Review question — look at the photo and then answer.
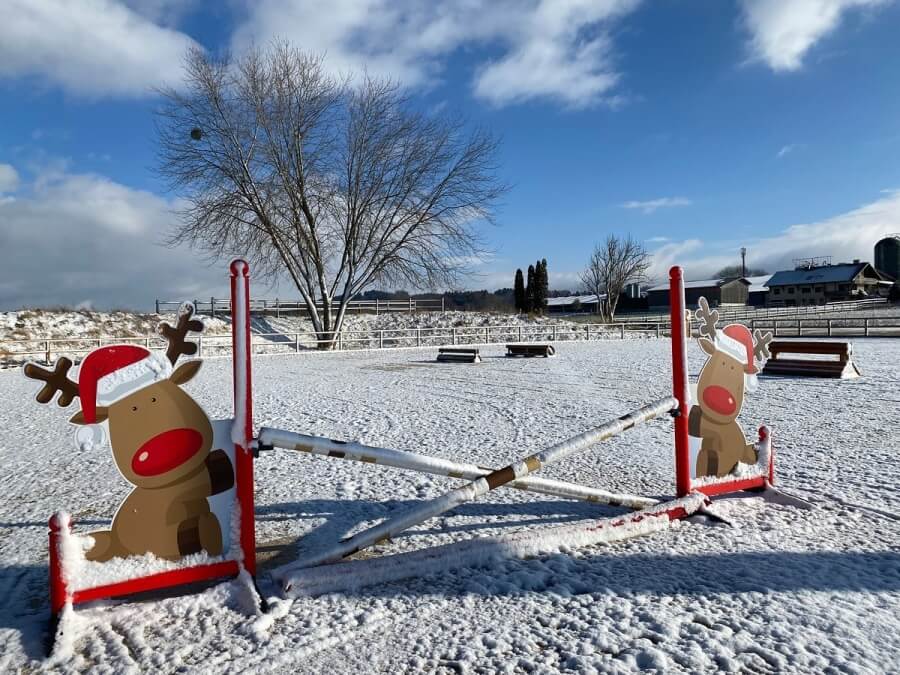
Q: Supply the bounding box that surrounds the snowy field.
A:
[1,338,899,672]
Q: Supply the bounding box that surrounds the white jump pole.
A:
[258,428,658,510]
[281,396,678,572]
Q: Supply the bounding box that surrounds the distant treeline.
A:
[355,287,611,312]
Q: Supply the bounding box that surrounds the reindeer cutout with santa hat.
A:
[23,303,234,562]
[688,297,773,478]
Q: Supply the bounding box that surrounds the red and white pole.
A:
[669,266,692,497]
[230,260,256,575]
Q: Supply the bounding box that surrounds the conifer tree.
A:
[525,264,535,312]
[535,258,549,313]
[514,268,525,312]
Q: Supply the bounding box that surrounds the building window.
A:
[814,286,823,292]
[802,287,811,294]
[788,287,795,294]
[839,284,849,292]
[773,288,781,295]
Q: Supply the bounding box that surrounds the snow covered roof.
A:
[746,275,772,294]
[646,278,743,292]
[765,263,872,287]
[546,294,604,306]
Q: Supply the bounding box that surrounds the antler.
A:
[158,302,205,366]
[694,297,719,341]
[753,329,773,362]
[23,357,80,407]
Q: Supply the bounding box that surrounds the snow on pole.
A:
[280,396,678,572]
[230,259,257,575]
[279,493,706,595]
[258,427,658,509]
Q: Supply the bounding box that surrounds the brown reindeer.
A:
[688,298,772,477]
[24,305,234,562]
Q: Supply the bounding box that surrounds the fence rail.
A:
[614,297,891,323]
[4,316,900,367]
[155,296,445,317]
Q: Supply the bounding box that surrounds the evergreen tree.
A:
[525,264,535,312]
[534,258,549,313]
[514,268,525,312]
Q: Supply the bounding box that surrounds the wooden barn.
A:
[645,277,750,310]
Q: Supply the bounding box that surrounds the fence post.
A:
[441,296,445,313]
[45,340,51,364]
[774,321,778,337]
[416,328,421,347]
[518,325,522,342]
[197,335,203,359]
[828,319,832,337]
[620,324,625,339]
[484,327,489,344]
[586,325,591,341]
[295,333,300,352]
[338,332,342,350]
[452,327,457,345]
[409,298,413,313]
[155,299,160,314]
[865,318,869,337]
[276,298,280,319]
[194,299,199,316]
[376,298,380,315]
[655,323,660,339]
[210,297,216,319]
[798,319,802,336]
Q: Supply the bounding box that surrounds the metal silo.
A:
[875,234,900,279]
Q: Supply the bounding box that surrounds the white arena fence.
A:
[3,316,900,367]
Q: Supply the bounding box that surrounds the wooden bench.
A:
[505,343,555,358]
[762,340,861,379]
[437,347,481,363]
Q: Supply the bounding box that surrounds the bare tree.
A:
[156,44,506,347]
[580,235,651,322]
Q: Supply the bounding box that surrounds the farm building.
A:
[747,274,772,306]
[546,294,603,313]
[765,261,893,307]
[645,277,750,310]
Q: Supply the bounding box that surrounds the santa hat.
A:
[714,324,761,393]
[73,345,173,450]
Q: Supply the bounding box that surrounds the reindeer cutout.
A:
[688,298,773,478]
[23,304,234,562]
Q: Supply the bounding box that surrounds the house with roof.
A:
[764,262,892,307]
[746,274,772,306]
[546,294,604,314]
[645,277,750,310]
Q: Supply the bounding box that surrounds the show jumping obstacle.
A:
[40,262,798,650]
[506,343,555,357]
[762,340,861,379]
[436,347,482,363]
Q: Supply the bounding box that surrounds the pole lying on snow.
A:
[258,428,659,510]
[280,396,679,572]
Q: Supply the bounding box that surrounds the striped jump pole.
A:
[280,396,678,572]
[258,428,658,510]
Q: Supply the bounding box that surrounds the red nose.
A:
[132,428,203,477]
[702,385,737,416]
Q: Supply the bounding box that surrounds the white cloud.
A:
[0,165,231,310]
[232,0,642,108]
[621,196,692,214]
[739,0,892,72]
[0,0,198,97]
[777,144,797,157]
[0,164,20,193]
[645,189,900,281]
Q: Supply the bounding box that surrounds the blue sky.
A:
[2,0,900,309]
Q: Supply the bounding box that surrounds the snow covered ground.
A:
[1,338,899,672]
